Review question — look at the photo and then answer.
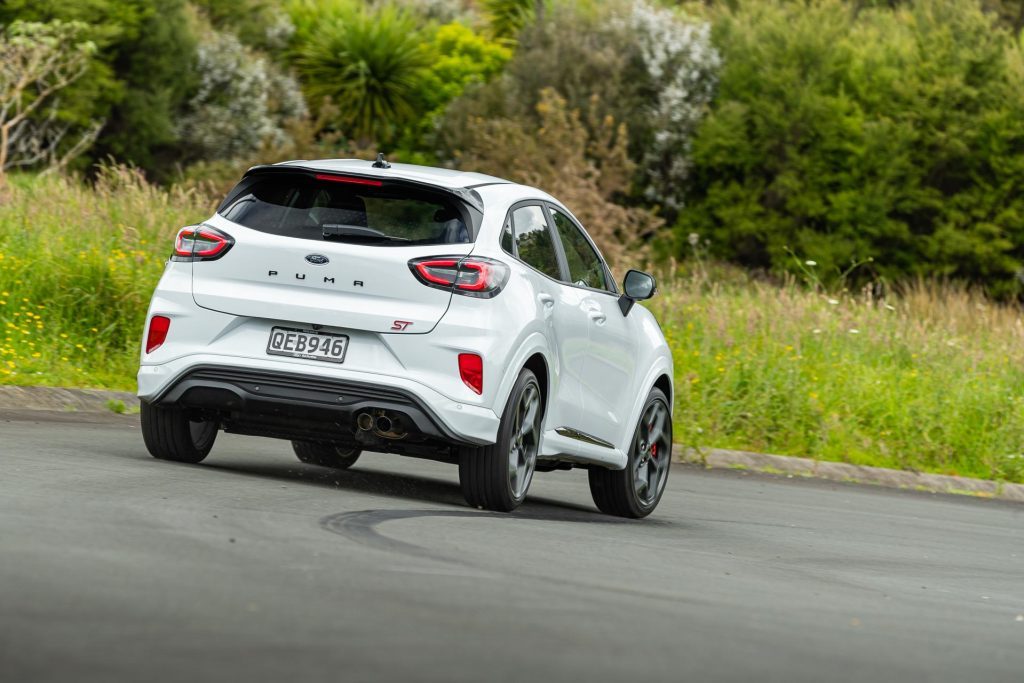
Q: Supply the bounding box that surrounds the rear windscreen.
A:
[217,174,476,245]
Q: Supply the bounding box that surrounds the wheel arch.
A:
[491,331,553,424]
[653,373,673,409]
[522,352,549,410]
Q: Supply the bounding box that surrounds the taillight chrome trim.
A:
[408,256,510,299]
[171,225,235,262]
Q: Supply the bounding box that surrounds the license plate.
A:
[266,327,348,363]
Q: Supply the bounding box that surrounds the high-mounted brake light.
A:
[315,173,383,187]
[458,353,483,394]
[172,225,234,261]
[146,315,170,353]
[409,256,510,299]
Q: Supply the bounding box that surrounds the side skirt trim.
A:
[555,427,615,449]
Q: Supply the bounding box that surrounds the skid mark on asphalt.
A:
[319,508,713,608]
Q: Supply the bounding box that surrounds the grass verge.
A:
[2,172,1022,482]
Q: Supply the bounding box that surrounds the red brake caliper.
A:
[651,442,657,458]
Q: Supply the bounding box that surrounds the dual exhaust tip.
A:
[356,410,405,439]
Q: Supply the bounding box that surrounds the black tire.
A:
[459,368,543,512]
[140,401,217,464]
[589,387,672,518]
[291,441,361,469]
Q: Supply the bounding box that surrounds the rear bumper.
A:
[138,356,500,446]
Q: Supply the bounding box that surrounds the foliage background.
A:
[3,0,1024,482]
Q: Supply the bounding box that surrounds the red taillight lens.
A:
[315,173,383,187]
[459,353,483,394]
[146,315,170,353]
[413,258,460,286]
[409,256,510,299]
[173,225,234,260]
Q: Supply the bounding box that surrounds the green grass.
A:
[2,171,1024,483]
[0,169,210,389]
[650,274,1024,483]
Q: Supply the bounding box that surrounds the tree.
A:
[291,3,430,144]
[678,0,1024,296]
[0,21,97,189]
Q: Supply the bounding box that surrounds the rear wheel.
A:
[291,441,361,469]
[140,401,217,464]
[589,387,672,518]
[459,368,543,512]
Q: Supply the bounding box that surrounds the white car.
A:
[138,157,674,517]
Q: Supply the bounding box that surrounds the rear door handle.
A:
[538,293,555,307]
[588,310,607,324]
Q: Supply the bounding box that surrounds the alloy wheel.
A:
[634,400,670,505]
[508,382,541,499]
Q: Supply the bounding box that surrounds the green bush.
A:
[677,0,1024,297]
[0,0,198,175]
[291,2,431,144]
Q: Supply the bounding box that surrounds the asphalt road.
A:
[2,409,1023,683]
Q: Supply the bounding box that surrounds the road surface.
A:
[2,409,1022,682]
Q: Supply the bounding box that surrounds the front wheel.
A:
[459,368,543,512]
[140,401,217,464]
[589,387,672,518]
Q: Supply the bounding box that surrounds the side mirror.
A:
[619,269,657,315]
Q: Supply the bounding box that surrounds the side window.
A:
[511,205,561,280]
[500,214,514,254]
[549,208,611,292]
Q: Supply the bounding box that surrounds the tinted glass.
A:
[549,208,610,291]
[512,206,561,279]
[218,175,472,245]
[500,214,514,254]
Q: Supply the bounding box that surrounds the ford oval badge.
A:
[305,254,329,265]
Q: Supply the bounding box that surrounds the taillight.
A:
[146,315,170,353]
[172,225,234,261]
[315,173,383,187]
[458,353,483,394]
[409,256,510,298]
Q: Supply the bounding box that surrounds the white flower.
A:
[828,299,839,305]
[805,260,817,266]
[629,1,721,210]
[849,329,860,334]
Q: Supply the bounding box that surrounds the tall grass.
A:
[651,275,1024,482]
[2,172,1023,482]
[0,169,210,388]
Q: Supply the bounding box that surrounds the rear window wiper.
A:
[321,224,409,243]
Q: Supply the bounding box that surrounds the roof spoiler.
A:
[242,164,485,213]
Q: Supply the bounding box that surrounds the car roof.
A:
[274,158,513,190]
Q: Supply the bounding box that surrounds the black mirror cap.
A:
[623,269,657,300]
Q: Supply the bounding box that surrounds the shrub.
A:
[190,0,295,51]
[291,2,431,144]
[627,1,720,212]
[178,29,307,161]
[418,23,512,121]
[0,21,98,184]
[0,0,199,175]
[439,1,719,211]
[678,0,1024,297]
[454,88,662,267]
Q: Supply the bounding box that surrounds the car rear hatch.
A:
[188,167,482,334]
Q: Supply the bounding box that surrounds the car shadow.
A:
[199,458,633,525]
